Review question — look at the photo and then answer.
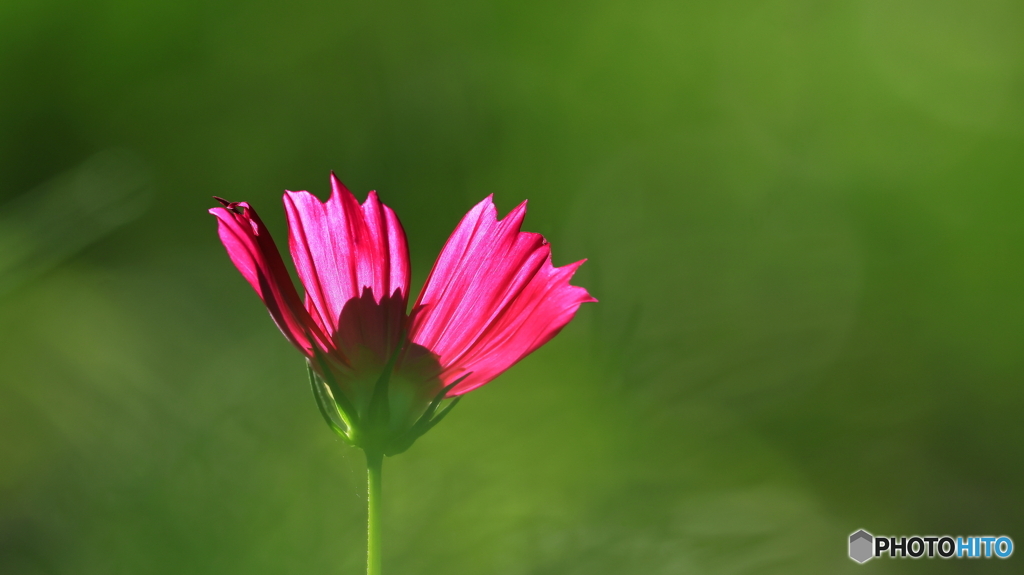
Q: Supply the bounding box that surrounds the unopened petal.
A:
[209,199,326,353]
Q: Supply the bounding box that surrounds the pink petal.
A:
[209,198,327,354]
[409,196,597,395]
[284,174,411,361]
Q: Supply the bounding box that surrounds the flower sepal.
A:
[382,377,464,456]
[306,347,465,456]
[307,359,358,445]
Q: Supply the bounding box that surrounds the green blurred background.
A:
[1,0,1022,573]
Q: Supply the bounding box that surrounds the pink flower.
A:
[211,174,595,454]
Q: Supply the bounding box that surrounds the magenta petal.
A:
[284,174,411,361]
[209,199,326,354]
[409,196,597,395]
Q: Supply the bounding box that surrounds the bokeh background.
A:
[2,0,1023,573]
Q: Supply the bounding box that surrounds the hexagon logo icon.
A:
[849,530,874,563]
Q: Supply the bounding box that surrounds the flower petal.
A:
[284,174,411,359]
[209,198,326,353]
[409,196,596,394]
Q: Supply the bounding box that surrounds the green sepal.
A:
[417,396,461,437]
[384,375,468,456]
[307,362,353,444]
[309,348,360,439]
[420,376,464,422]
[367,338,403,439]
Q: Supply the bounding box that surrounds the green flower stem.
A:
[366,449,384,575]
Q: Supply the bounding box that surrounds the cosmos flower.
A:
[210,174,595,455]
